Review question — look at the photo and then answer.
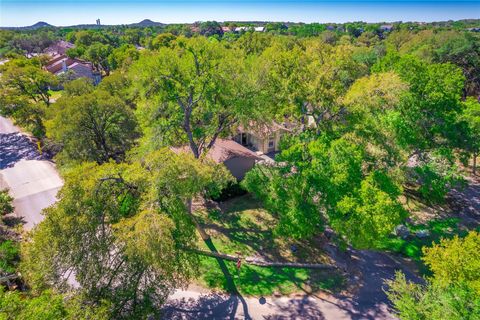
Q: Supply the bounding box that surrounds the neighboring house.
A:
[380,24,394,32]
[43,40,100,84]
[234,121,293,155]
[44,54,100,84]
[173,139,262,180]
[222,26,232,33]
[234,26,265,32]
[44,40,75,56]
[467,27,480,32]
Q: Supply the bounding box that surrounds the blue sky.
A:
[1,1,479,27]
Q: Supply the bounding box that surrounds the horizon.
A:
[1,1,479,27]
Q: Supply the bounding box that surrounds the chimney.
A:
[62,60,67,72]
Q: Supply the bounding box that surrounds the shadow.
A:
[2,214,26,228]
[162,293,240,319]
[203,238,252,320]
[325,243,423,320]
[263,296,327,320]
[0,133,45,169]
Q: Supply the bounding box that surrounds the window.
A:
[268,135,275,150]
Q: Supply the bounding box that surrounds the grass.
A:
[375,217,467,268]
[198,256,344,296]
[194,194,343,296]
[48,90,62,101]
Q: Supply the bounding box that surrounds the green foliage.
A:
[387,232,480,319]
[198,21,223,37]
[423,231,480,292]
[0,288,110,320]
[107,44,139,70]
[21,150,232,317]
[0,240,19,274]
[0,58,57,137]
[244,135,407,247]
[0,189,14,216]
[376,217,462,262]
[387,272,480,320]
[45,85,139,164]
[131,37,261,157]
[413,156,464,203]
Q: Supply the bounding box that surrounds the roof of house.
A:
[172,139,262,163]
[380,24,394,30]
[237,121,295,138]
[44,40,75,55]
[234,26,265,32]
[44,54,93,76]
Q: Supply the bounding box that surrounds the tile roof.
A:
[172,139,262,163]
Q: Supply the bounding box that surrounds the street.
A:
[0,116,63,230]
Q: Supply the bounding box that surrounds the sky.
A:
[1,0,479,27]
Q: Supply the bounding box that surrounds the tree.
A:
[85,42,113,75]
[259,40,369,130]
[21,158,205,318]
[150,33,176,50]
[45,87,139,164]
[387,273,480,320]
[462,97,480,174]
[423,232,480,292]
[0,189,14,216]
[131,37,260,158]
[373,53,468,203]
[243,134,407,247]
[198,21,223,37]
[107,44,139,71]
[0,287,110,320]
[0,58,57,137]
[387,232,480,319]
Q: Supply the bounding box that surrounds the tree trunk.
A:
[473,151,477,176]
[190,248,338,269]
[187,198,210,240]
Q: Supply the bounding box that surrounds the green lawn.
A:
[48,90,63,101]
[194,194,344,296]
[375,217,468,274]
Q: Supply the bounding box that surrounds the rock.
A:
[415,229,430,239]
[395,225,410,239]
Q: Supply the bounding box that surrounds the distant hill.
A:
[2,21,55,30]
[129,19,165,27]
[30,21,53,29]
[0,19,165,30]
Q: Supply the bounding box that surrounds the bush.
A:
[210,182,247,202]
[0,189,14,216]
[0,240,19,274]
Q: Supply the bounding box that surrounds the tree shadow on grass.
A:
[203,237,252,320]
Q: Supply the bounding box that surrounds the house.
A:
[380,24,394,32]
[44,54,100,84]
[234,26,265,32]
[44,40,75,56]
[467,27,480,32]
[221,26,232,33]
[234,121,294,155]
[173,139,262,180]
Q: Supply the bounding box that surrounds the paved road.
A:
[0,116,63,230]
